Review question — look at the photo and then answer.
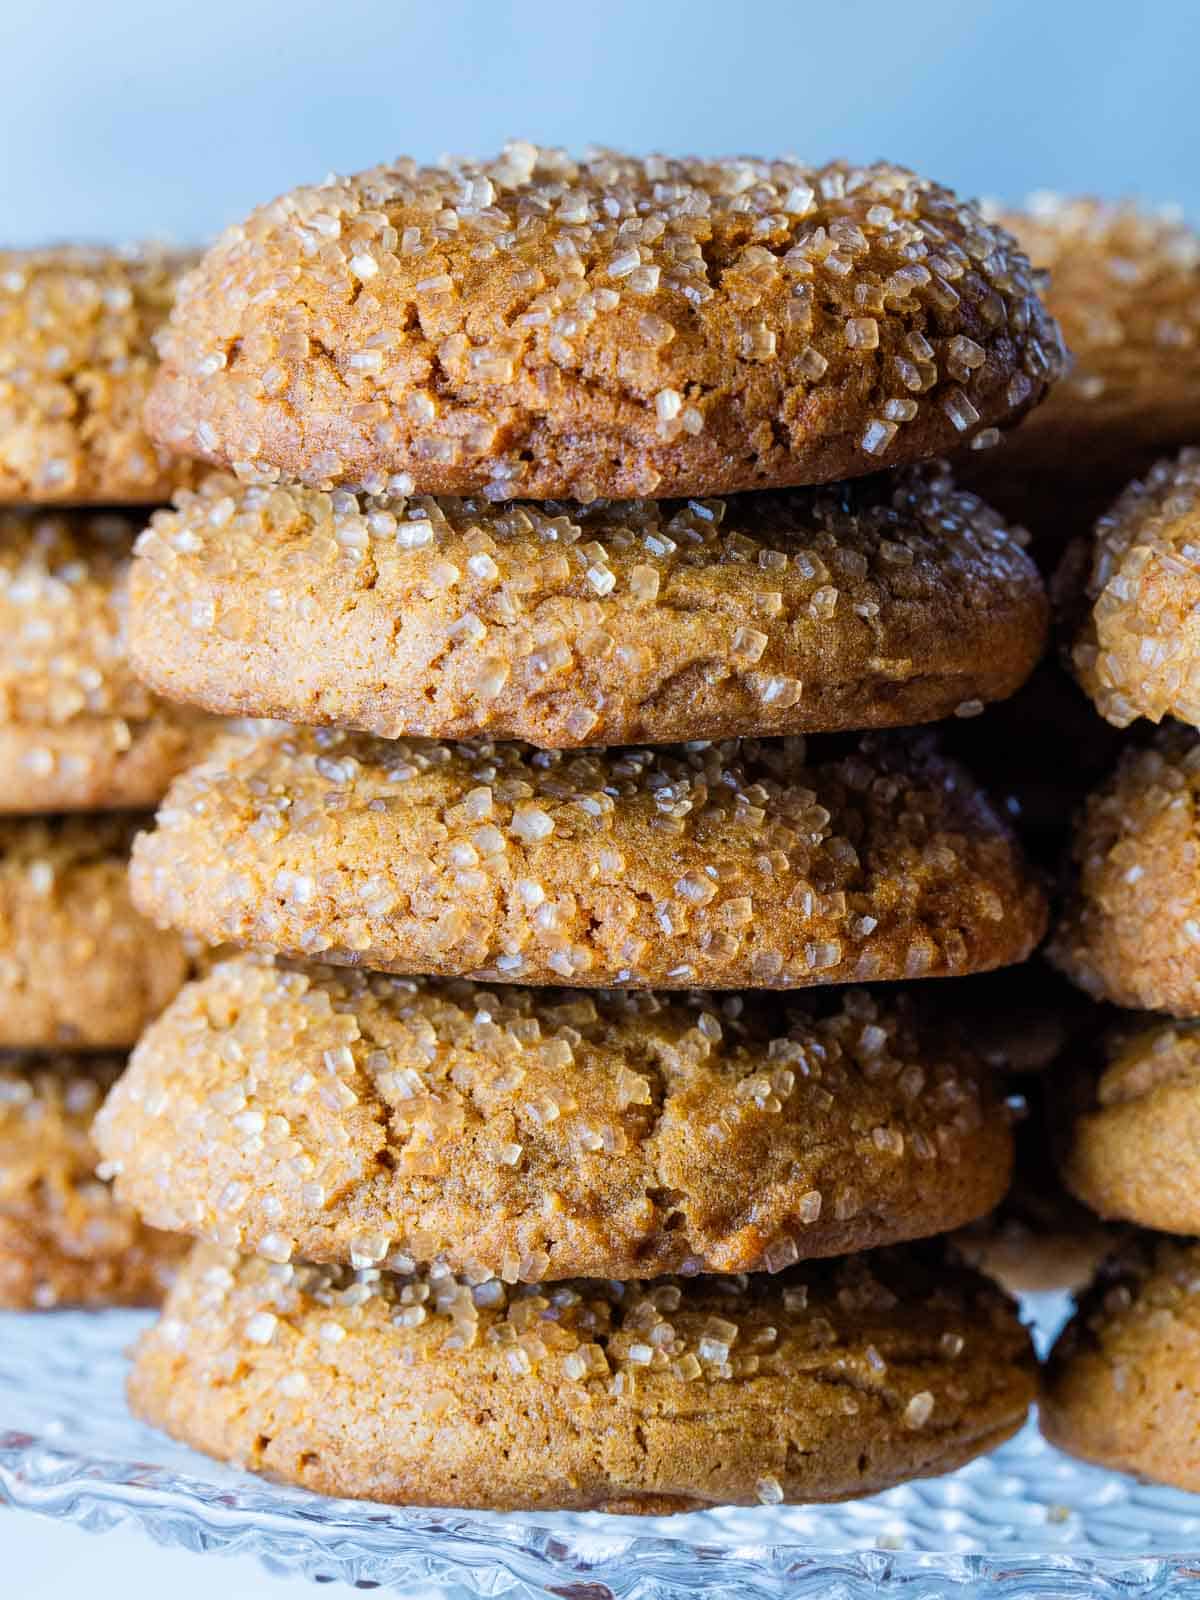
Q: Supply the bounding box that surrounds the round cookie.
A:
[0,507,215,812]
[131,728,1047,991]
[0,815,188,1048]
[130,464,1047,748]
[130,1241,1035,1512]
[146,146,1063,501]
[0,1054,183,1308]
[1042,1233,1200,1490]
[95,954,1014,1282]
[1051,727,1200,1015]
[1068,450,1200,730]
[1056,1016,1200,1234]
[959,198,1200,546]
[0,245,196,504]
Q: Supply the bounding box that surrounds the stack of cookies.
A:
[944,198,1200,1488]
[0,246,214,1308]
[92,147,1066,1511]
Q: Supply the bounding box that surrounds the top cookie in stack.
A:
[105,148,1061,1511]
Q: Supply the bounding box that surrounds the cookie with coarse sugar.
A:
[1051,727,1200,1016]
[146,146,1063,501]
[95,954,1014,1282]
[131,727,1047,991]
[0,245,196,504]
[1068,450,1200,730]
[1042,1233,1200,1491]
[1055,1014,1200,1236]
[129,1241,1035,1512]
[0,1053,184,1308]
[960,197,1200,543]
[0,814,188,1048]
[129,464,1047,748]
[0,506,216,812]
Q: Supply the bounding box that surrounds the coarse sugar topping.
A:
[148,146,1063,499]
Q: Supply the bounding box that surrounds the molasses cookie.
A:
[0,245,195,504]
[131,727,1047,991]
[129,1241,1035,1511]
[1068,450,1200,730]
[95,954,1014,1281]
[1042,1233,1200,1490]
[960,197,1200,543]
[1056,1015,1200,1234]
[0,814,187,1047]
[0,507,214,811]
[1051,728,1200,1015]
[0,1053,183,1308]
[146,147,1062,501]
[130,464,1047,748]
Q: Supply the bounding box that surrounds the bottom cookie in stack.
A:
[130,1241,1035,1512]
[97,954,1037,1508]
[0,1054,183,1308]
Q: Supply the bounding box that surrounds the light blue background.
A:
[2,0,1198,247]
[2,1,1198,1593]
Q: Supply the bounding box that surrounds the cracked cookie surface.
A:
[95,953,1014,1281]
[146,146,1062,500]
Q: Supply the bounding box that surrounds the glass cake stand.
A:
[2,1292,1199,1598]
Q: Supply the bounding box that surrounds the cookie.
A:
[131,728,1047,991]
[0,1053,183,1308]
[130,465,1047,748]
[96,954,1013,1282]
[0,245,196,504]
[146,146,1063,502]
[1056,1016,1200,1234]
[1051,728,1200,1015]
[960,198,1200,544]
[0,815,187,1047]
[1042,1233,1200,1490]
[0,508,215,812]
[129,1240,1035,1512]
[1068,450,1200,730]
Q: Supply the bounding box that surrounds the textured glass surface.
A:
[3,1294,1200,1596]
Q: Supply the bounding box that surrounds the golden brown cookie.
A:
[130,1240,1035,1512]
[95,954,1014,1281]
[0,245,196,504]
[0,815,188,1047]
[130,465,1047,748]
[132,728,1047,991]
[1056,1016,1200,1234]
[0,1053,184,1308]
[1068,450,1200,729]
[1051,727,1200,1015]
[146,147,1063,501]
[1042,1233,1200,1490]
[959,198,1200,546]
[0,507,215,812]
